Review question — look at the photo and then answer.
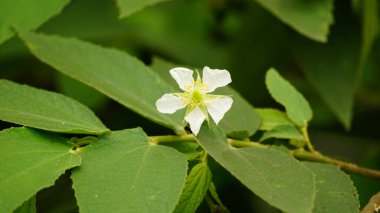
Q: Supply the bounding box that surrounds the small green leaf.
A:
[255,108,294,131]
[151,57,261,137]
[255,0,334,42]
[71,128,188,213]
[0,0,70,45]
[116,0,171,18]
[196,124,316,213]
[0,80,108,135]
[13,196,36,213]
[0,127,81,213]
[174,163,212,213]
[260,124,304,141]
[302,162,360,213]
[265,68,313,127]
[17,30,185,134]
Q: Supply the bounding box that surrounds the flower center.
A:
[191,90,203,105]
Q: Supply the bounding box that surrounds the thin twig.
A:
[291,149,380,179]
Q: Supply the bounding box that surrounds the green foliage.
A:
[0,1,376,212]
[265,68,313,127]
[0,127,81,213]
[18,30,185,134]
[196,124,316,213]
[0,80,108,134]
[255,0,334,42]
[71,129,187,213]
[116,0,171,18]
[0,0,70,45]
[303,162,360,213]
[174,162,212,213]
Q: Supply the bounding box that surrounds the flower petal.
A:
[170,67,194,92]
[202,66,232,93]
[185,106,206,135]
[156,93,187,114]
[205,96,233,124]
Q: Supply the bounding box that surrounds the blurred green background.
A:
[1,0,379,212]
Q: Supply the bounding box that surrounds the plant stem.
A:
[301,125,315,153]
[291,149,380,179]
[149,134,380,179]
[227,139,267,148]
[150,135,195,144]
[360,191,380,213]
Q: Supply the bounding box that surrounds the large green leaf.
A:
[303,162,360,213]
[196,124,316,213]
[255,0,334,42]
[0,127,81,213]
[265,68,313,127]
[293,27,359,129]
[174,163,212,213]
[18,30,185,134]
[71,128,187,213]
[151,57,261,137]
[0,0,70,45]
[0,80,108,135]
[116,0,171,18]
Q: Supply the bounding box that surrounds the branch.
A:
[360,191,380,213]
[291,149,380,180]
[149,134,380,179]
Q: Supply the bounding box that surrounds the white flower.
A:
[156,66,233,135]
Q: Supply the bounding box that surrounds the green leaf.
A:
[13,196,36,213]
[151,57,261,137]
[293,28,358,129]
[255,108,294,131]
[265,68,313,127]
[71,128,188,213]
[0,80,108,135]
[116,0,171,18]
[0,127,81,213]
[17,30,185,134]
[255,0,334,42]
[196,124,316,213]
[0,0,70,45]
[260,124,304,141]
[358,0,379,77]
[302,162,360,213]
[174,163,212,213]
